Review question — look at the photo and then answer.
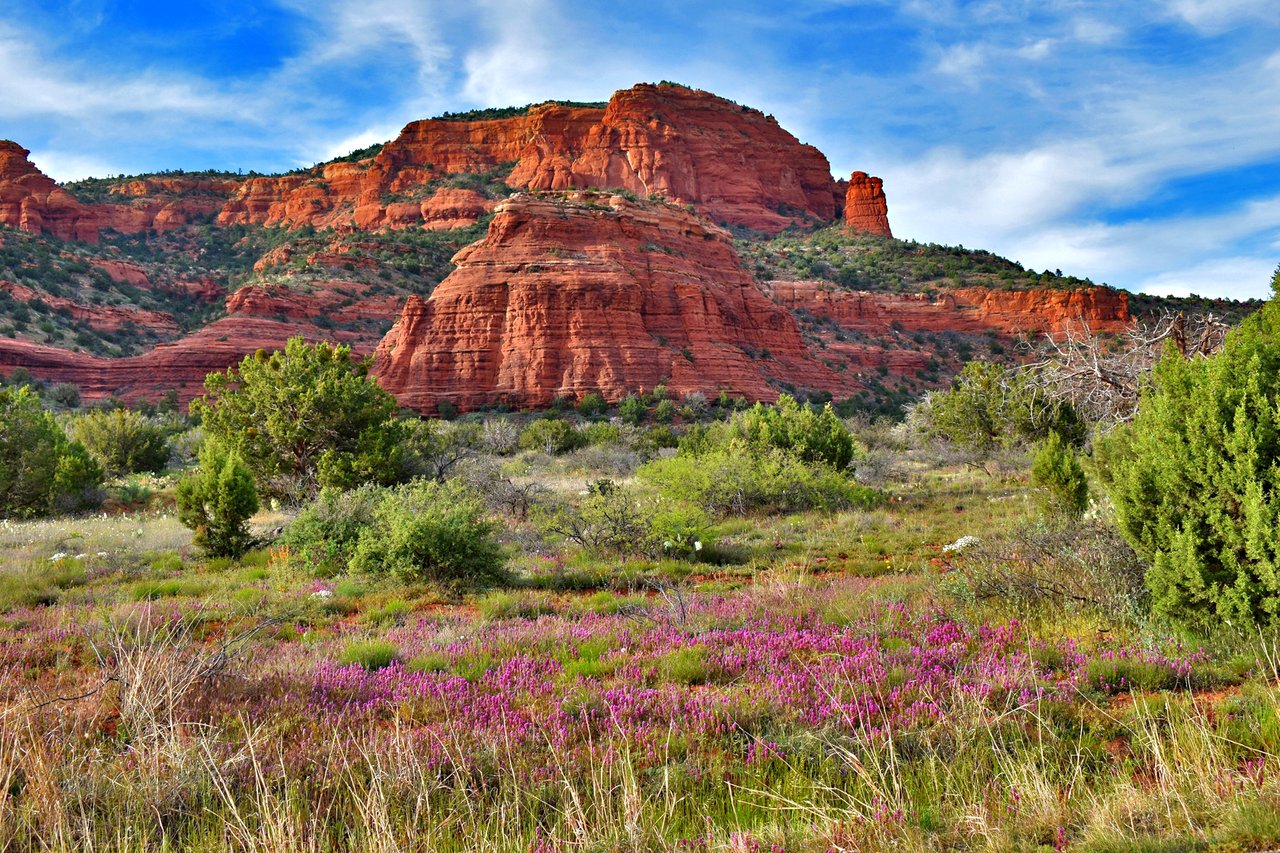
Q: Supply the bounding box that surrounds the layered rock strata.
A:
[373,193,851,412]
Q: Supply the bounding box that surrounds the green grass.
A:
[337,638,400,670]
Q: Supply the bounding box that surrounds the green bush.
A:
[917,360,1083,453]
[1101,277,1280,626]
[619,394,646,425]
[176,442,259,557]
[1030,430,1089,519]
[517,418,584,454]
[580,422,622,446]
[347,480,506,587]
[653,399,676,424]
[638,446,878,517]
[283,484,382,574]
[731,393,857,470]
[338,639,400,671]
[194,337,405,503]
[73,408,170,476]
[0,387,103,518]
[576,392,607,418]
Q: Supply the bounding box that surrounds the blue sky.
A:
[2,0,1278,300]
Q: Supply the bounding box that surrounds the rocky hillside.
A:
[0,81,1165,414]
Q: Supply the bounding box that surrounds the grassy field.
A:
[1,453,1278,852]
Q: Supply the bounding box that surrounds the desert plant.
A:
[176,442,258,557]
[73,407,171,476]
[619,394,647,425]
[1101,273,1280,626]
[731,393,857,470]
[517,418,584,454]
[348,479,506,587]
[576,392,607,418]
[194,337,406,502]
[1030,429,1089,519]
[0,386,103,518]
[283,484,382,573]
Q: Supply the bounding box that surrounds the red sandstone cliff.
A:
[373,193,851,412]
[768,280,1129,336]
[215,84,848,234]
[844,172,892,237]
[0,142,99,242]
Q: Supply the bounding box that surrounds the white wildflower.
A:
[942,535,980,554]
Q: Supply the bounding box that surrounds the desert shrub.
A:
[456,459,546,520]
[682,391,709,416]
[576,392,607,418]
[73,408,171,476]
[638,446,878,517]
[194,337,406,502]
[283,484,382,574]
[619,394,646,425]
[338,639,400,671]
[731,393,857,470]
[0,386,103,518]
[1101,279,1280,627]
[947,522,1147,620]
[653,399,676,424]
[635,425,678,455]
[1031,430,1089,519]
[482,418,520,455]
[175,442,258,557]
[916,360,1083,453]
[399,418,481,481]
[348,479,506,587]
[517,418,584,454]
[46,382,81,409]
[535,479,653,555]
[579,422,622,446]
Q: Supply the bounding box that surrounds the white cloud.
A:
[1138,257,1277,299]
[25,149,117,183]
[1164,0,1277,33]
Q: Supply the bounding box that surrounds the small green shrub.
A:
[176,442,258,558]
[338,639,400,671]
[580,422,622,446]
[653,399,676,424]
[72,408,170,476]
[283,484,381,574]
[731,393,857,470]
[639,447,879,517]
[619,394,646,425]
[0,387,103,518]
[347,480,506,587]
[517,418,585,454]
[475,590,555,621]
[1031,430,1089,519]
[576,392,607,418]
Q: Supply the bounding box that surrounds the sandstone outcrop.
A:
[0,142,99,242]
[373,193,851,413]
[844,172,892,237]
[768,280,1129,336]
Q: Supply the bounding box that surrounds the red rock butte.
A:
[373,193,853,413]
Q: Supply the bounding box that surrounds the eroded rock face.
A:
[373,193,851,413]
[844,172,891,237]
[767,280,1129,336]
[0,142,99,243]
[219,84,846,234]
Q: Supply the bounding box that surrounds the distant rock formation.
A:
[844,171,892,237]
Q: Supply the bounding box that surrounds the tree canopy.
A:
[194,337,405,503]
